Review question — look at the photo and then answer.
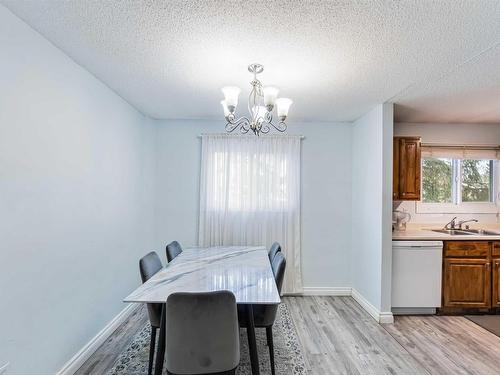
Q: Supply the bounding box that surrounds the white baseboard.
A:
[379,312,395,324]
[351,288,394,324]
[392,307,436,315]
[56,304,137,375]
[299,286,394,324]
[301,287,352,296]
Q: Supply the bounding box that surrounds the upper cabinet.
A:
[393,136,421,201]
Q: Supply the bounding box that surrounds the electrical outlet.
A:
[0,362,10,374]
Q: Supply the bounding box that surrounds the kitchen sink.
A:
[430,229,500,236]
[461,229,500,236]
[430,229,473,235]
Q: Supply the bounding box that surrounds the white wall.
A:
[153,119,353,289]
[0,6,156,375]
[351,104,393,314]
[395,122,500,224]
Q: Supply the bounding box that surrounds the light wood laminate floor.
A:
[76,296,500,374]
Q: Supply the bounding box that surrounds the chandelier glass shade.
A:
[221,63,292,136]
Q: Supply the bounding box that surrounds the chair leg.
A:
[148,326,157,375]
[266,326,275,375]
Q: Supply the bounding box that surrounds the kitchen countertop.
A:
[393,224,500,241]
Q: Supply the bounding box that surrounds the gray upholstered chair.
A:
[139,251,163,375]
[268,242,281,263]
[238,252,286,375]
[166,291,240,375]
[166,240,183,263]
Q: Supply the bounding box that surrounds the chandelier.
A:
[220,63,292,136]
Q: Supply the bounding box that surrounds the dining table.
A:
[123,245,281,375]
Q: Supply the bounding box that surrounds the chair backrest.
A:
[268,242,281,263]
[139,252,163,327]
[166,291,240,374]
[166,241,183,263]
[139,251,162,283]
[251,252,287,327]
[271,251,286,294]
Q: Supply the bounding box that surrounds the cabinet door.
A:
[443,258,491,308]
[393,138,400,200]
[493,242,500,257]
[398,137,421,200]
[493,258,500,308]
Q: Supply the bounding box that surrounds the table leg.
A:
[246,304,260,375]
[154,303,166,375]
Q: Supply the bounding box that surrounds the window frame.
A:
[416,158,498,214]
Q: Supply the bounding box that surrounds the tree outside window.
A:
[422,158,452,203]
[461,160,492,202]
[422,157,494,204]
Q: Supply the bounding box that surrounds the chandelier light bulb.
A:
[221,86,241,109]
[276,98,293,118]
[221,100,230,117]
[263,86,279,107]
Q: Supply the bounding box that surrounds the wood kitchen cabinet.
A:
[443,258,491,308]
[393,136,421,201]
[442,241,496,310]
[492,242,500,308]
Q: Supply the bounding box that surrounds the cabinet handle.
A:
[486,263,491,270]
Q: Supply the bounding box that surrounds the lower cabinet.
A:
[443,258,490,308]
[493,257,500,308]
[442,241,500,310]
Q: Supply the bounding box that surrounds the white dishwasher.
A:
[391,240,443,315]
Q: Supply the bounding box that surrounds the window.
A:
[461,159,493,202]
[209,151,291,212]
[418,147,499,213]
[422,158,495,205]
[422,157,453,203]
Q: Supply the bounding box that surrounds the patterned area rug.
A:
[109,303,307,374]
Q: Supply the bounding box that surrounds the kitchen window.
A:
[417,146,500,214]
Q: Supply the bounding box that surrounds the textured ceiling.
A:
[2,0,500,122]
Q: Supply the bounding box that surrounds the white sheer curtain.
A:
[199,134,302,294]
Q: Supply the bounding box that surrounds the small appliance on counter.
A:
[393,210,411,231]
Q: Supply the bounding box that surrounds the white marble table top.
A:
[124,246,281,305]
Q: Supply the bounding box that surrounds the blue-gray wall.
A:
[0,6,156,374]
[351,104,393,313]
[153,119,353,289]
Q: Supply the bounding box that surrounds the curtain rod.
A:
[198,134,305,139]
[421,143,500,150]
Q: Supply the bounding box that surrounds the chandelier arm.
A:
[225,116,251,133]
[240,119,251,134]
[248,87,254,124]
[260,122,271,134]
[269,120,288,132]
[262,112,287,133]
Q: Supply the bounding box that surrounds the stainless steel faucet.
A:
[457,218,478,230]
[444,217,458,230]
[444,217,479,230]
